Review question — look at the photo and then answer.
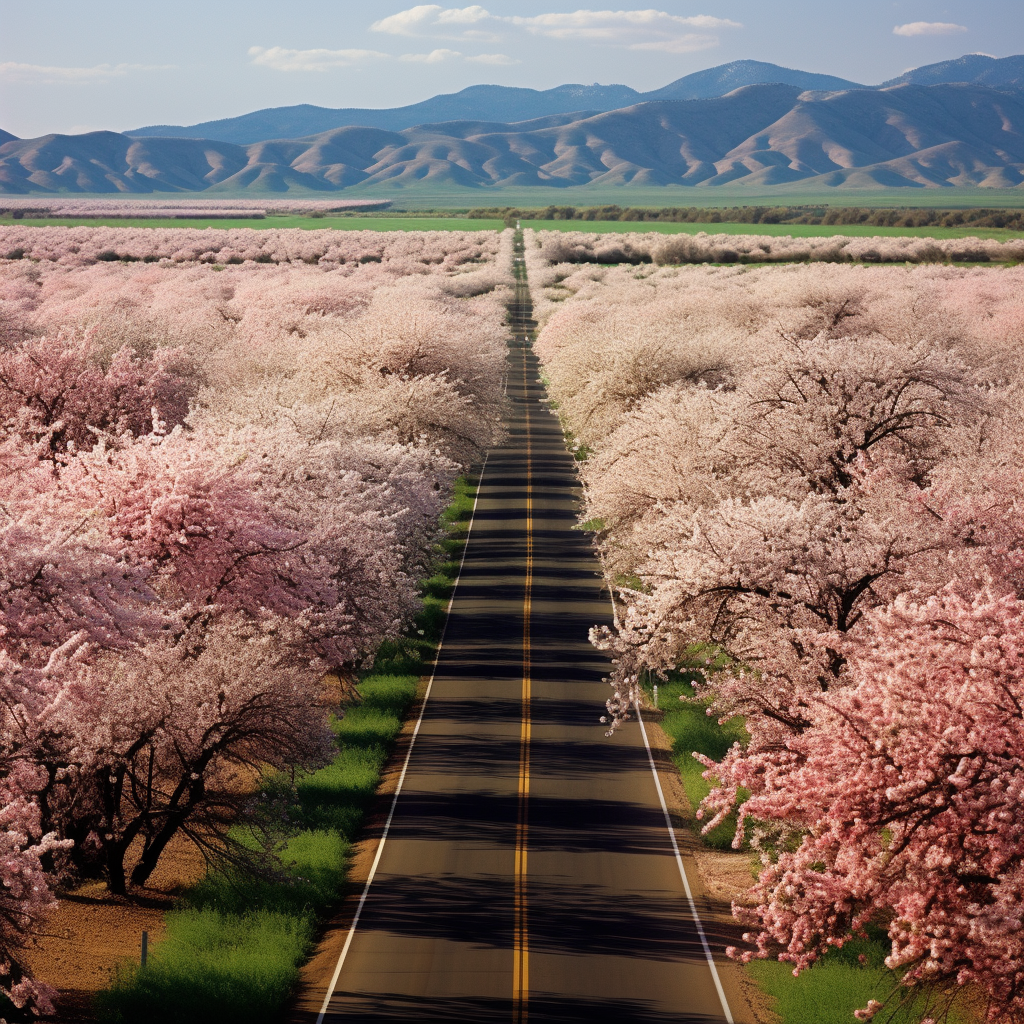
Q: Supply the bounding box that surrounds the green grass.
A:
[0,215,506,232]
[321,182,1024,211]
[523,219,1023,240]
[96,911,314,1024]
[748,934,971,1024]
[96,475,479,1024]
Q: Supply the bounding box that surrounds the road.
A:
[305,239,736,1023]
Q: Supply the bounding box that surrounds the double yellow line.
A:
[513,338,532,1023]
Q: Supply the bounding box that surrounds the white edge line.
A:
[636,708,736,1024]
[315,454,489,1024]
[597,579,735,1023]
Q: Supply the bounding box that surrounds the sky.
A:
[0,1,1021,137]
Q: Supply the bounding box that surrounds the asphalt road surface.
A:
[311,241,735,1023]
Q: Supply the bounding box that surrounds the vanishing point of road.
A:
[297,235,739,1023]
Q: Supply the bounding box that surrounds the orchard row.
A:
[534,227,1024,265]
[0,229,512,1013]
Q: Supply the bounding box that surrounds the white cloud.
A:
[893,21,968,37]
[0,62,170,84]
[368,6,740,50]
[466,52,519,64]
[397,48,518,65]
[371,5,490,36]
[508,10,739,40]
[248,46,389,71]
[248,42,516,72]
[506,10,740,53]
[399,48,463,62]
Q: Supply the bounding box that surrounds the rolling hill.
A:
[1,83,1021,194]
[882,53,1024,90]
[642,61,863,101]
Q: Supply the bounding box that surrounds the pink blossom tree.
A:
[593,333,990,725]
[0,224,510,1005]
[0,328,195,459]
[526,249,1024,1017]
[66,427,422,672]
[33,619,333,894]
[0,753,68,1017]
[700,589,1024,1024]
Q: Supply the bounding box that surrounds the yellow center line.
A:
[513,332,532,1023]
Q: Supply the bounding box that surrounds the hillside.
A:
[0,133,249,193]
[882,53,1024,90]
[643,60,863,101]
[1,83,1021,194]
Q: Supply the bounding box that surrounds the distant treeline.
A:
[468,205,1024,230]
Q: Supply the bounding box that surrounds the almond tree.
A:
[37,619,333,894]
[594,333,990,725]
[0,224,506,268]
[0,329,195,459]
[701,589,1024,1024]
[523,227,1024,268]
[525,250,1024,1017]
[0,749,68,1017]
[0,452,139,1013]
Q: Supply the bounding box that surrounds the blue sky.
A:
[0,1,1020,137]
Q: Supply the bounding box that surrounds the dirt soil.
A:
[26,835,207,1023]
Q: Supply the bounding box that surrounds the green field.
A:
[332,183,1024,211]
[0,215,507,232]
[7,182,1024,213]
[522,219,1023,240]
[4,214,1019,241]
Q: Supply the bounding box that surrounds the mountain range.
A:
[125,54,1022,145]
[1,80,1021,194]
[0,55,1021,195]
[128,61,866,144]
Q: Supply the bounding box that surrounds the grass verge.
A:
[641,671,746,850]
[94,475,479,1024]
